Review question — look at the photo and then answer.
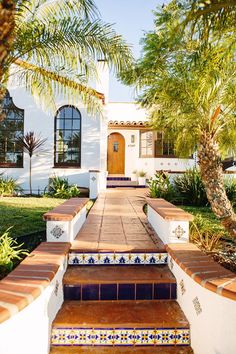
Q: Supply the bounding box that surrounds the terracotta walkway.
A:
[71,189,165,253]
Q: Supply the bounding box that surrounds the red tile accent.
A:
[0,242,70,324]
[146,198,194,221]
[167,243,236,301]
[43,198,89,221]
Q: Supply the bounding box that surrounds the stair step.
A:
[50,346,194,353]
[107,177,131,181]
[64,265,176,301]
[68,251,168,266]
[51,300,190,347]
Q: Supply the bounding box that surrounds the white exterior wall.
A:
[0,260,67,354]
[169,256,236,354]
[107,102,195,178]
[0,87,103,192]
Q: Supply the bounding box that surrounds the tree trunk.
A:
[198,131,236,238]
[0,0,15,121]
[29,157,32,195]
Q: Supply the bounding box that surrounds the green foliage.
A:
[0,174,22,196]
[45,176,80,199]
[2,0,133,115]
[0,229,28,279]
[148,171,175,202]
[173,168,208,206]
[189,214,225,252]
[224,177,236,206]
[121,1,236,157]
[0,197,65,237]
[138,170,147,177]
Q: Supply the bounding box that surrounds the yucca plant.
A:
[45,176,80,199]
[148,171,175,202]
[0,174,22,196]
[174,169,208,207]
[0,228,28,279]
[17,131,47,195]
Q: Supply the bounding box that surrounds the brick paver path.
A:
[71,189,164,252]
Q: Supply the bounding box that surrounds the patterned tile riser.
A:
[68,253,168,266]
[64,283,177,301]
[51,328,190,346]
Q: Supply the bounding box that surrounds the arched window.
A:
[54,105,81,167]
[0,90,24,167]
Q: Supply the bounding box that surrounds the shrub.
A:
[189,214,225,252]
[173,168,208,206]
[224,177,236,206]
[148,171,175,201]
[0,229,28,279]
[45,176,80,199]
[0,174,22,196]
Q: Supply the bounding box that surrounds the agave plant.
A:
[17,132,47,194]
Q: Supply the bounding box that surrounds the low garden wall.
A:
[43,197,88,242]
[167,243,236,354]
[0,242,70,354]
[146,197,194,244]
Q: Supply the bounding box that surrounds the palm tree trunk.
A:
[29,157,32,195]
[198,131,236,238]
[0,0,15,121]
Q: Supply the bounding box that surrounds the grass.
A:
[181,206,223,226]
[0,197,66,238]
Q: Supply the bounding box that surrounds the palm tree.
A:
[0,0,133,120]
[17,132,47,195]
[121,1,236,238]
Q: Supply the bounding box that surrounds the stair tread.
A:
[50,346,193,353]
[53,300,189,328]
[64,265,175,285]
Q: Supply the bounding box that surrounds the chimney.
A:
[96,60,109,104]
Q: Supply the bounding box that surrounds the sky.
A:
[95,0,166,102]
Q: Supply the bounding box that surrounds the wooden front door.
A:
[107,133,125,174]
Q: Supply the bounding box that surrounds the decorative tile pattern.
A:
[193,296,202,315]
[169,257,174,270]
[172,225,186,239]
[51,327,190,346]
[68,252,168,265]
[180,280,186,295]
[51,225,64,239]
[54,280,59,297]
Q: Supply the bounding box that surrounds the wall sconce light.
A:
[131,135,135,143]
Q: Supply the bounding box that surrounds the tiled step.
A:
[63,265,176,301]
[50,346,193,353]
[107,180,145,188]
[68,251,168,266]
[107,177,131,181]
[51,300,190,347]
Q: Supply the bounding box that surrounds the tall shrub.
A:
[174,168,208,206]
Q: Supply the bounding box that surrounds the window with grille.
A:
[54,105,81,167]
[0,91,24,167]
[140,131,175,158]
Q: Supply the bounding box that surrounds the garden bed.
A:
[182,206,236,273]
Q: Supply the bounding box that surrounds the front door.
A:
[107,133,125,174]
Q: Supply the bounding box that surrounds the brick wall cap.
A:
[167,243,236,301]
[146,198,194,221]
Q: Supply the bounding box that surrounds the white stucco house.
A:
[0,61,196,193]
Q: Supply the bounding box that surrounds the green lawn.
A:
[0,197,66,238]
